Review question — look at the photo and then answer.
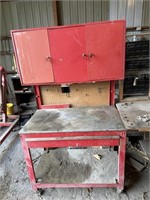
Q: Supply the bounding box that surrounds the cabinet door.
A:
[12,29,54,85]
[87,21,125,81]
[48,26,88,83]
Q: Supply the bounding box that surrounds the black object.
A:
[124,40,149,97]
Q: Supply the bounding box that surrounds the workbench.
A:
[19,106,126,192]
[11,20,126,193]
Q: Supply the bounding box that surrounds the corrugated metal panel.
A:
[57,0,109,25]
[1,2,14,70]
[134,0,143,27]
[118,0,127,20]
[16,0,57,28]
[93,1,102,21]
[126,0,135,27]
[78,1,86,23]
[110,0,148,28]
[142,0,150,26]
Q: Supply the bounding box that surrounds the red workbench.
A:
[11,20,126,193]
[19,106,126,192]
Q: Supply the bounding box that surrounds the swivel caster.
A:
[87,188,93,193]
[36,188,44,196]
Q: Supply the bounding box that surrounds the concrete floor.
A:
[0,129,149,200]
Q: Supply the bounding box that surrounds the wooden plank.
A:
[40,82,110,107]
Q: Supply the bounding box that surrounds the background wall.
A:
[0,0,149,71]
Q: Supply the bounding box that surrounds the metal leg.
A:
[21,137,37,190]
[117,132,126,192]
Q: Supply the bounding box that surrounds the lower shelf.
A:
[35,148,118,184]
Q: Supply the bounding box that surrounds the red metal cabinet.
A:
[87,21,125,81]
[12,20,125,85]
[48,26,88,83]
[12,29,54,85]
[48,20,125,83]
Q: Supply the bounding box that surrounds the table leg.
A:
[118,131,126,192]
[21,137,37,190]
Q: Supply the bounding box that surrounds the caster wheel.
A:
[37,188,44,196]
[87,188,93,193]
[44,148,49,153]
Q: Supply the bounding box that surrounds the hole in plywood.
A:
[61,85,70,93]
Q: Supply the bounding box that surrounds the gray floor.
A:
[0,130,149,200]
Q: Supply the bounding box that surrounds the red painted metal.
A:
[20,131,125,139]
[20,130,126,191]
[0,66,19,144]
[12,20,126,192]
[87,21,125,81]
[0,66,7,123]
[12,30,54,85]
[0,122,12,126]
[48,26,88,83]
[118,132,126,191]
[34,86,42,109]
[27,138,120,148]
[110,81,115,105]
[21,137,37,186]
[0,116,19,144]
[12,20,125,85]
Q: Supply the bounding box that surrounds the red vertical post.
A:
[110,81,115,105]
[118,131,126,191]
[20,136,37,190]
[0,66,7,122]
[34,86,42,109]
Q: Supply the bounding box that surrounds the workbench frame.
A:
[20,130,126,192]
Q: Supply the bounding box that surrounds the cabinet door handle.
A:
[82,53,88,58]
[89,53,94,58]
[46,56,52,61]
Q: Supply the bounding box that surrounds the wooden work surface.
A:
[116,100,150,132]
[19,106,125,134]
